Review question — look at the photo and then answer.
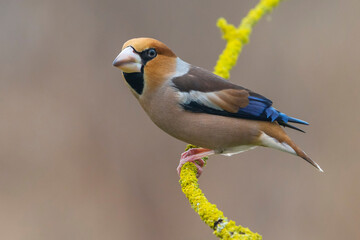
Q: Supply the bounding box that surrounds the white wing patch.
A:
[259,132,296,155]
[177,90,224,111]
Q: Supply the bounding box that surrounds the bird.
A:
[112,37,323,177]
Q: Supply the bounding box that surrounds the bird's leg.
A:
[177,148,215,177]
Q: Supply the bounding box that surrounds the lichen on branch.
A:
[179,0,283,239]
[214,0,282,79]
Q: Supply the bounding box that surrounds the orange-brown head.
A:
[113,38,179,97]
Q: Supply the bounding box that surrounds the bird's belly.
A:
[147,105,260,150]
[140,87,261,151]
[161,116,259,151]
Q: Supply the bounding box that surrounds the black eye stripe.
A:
[130,46,140,54]
[130,46,157,65]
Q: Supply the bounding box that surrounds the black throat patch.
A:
[123,72,144,95]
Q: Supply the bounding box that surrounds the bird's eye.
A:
[147,49,157,58]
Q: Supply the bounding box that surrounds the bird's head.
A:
[113,38,181,97]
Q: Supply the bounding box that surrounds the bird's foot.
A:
[177,148,215,178]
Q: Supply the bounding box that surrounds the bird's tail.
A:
[288,142,323,172]
[259,123,323,172]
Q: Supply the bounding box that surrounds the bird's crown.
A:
[122,38,176,58]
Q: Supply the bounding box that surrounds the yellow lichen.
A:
[214,0,282,79]
[179,0,283,239]
[180,161,262,239]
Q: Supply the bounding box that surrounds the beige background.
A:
[1,0,359,239]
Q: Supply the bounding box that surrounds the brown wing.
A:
[172,65,271,113]
[205,89,249,113]
[172,66,270,99]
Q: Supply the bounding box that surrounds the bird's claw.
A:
[177,148,214,178]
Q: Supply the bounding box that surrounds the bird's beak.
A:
[112,47,142,73]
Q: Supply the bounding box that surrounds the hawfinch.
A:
[113,38,322,176]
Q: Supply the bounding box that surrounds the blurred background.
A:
[1,0,359,239]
